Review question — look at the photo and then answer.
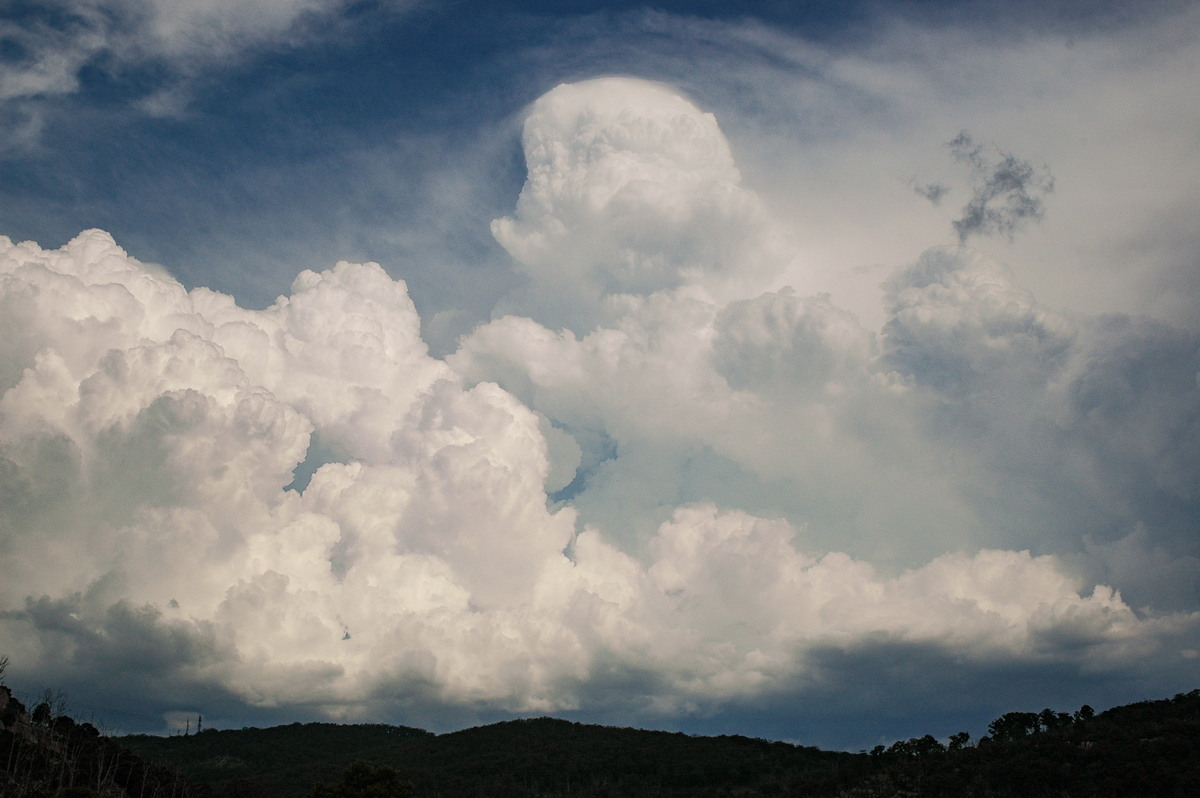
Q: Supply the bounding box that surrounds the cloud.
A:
[913,182,950,205]
[1068,314,1200,504]
[713,288,875,398]
[945,132,1055,243]
[490,77,786,330]
[3,57,1199,745]
[465,72,1200,581]
[3,222,1190,734]
[1,0,373,86]
[882,246,1075,396]
[1062,314,1200,578]
[0,0,418,148]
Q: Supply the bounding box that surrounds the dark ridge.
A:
[4,666,1198,797]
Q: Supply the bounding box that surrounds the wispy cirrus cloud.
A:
[0,0,420,144]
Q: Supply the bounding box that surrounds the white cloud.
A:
[629,4,1200,332]
[491,77,787,330]
[3,41,1200,740]
[141,0,347,59]
[3,224,1189,729]
[0,0,418,143]
[462,73,1199,583]
[3,0,372,80]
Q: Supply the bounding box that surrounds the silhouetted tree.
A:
[987,711,1040,742]
[948,731,971,751]
[311,761,414,797]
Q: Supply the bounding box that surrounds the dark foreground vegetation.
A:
[1,657,201,796]
[3,653,1197,796]
[119,692,1200,797]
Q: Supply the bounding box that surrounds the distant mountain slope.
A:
[122,717,863,796]
[122,722,433,796]
[407,717,859,796]
[113,688,1200,797]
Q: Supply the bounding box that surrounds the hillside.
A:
[122,717,862,796]
[118,689,1200,797]
[1,682,204,797]
[4,677,1197,796]
[852,689,1200,796]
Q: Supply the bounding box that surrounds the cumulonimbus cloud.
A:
[2,76,1198,732]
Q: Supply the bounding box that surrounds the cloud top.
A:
[492,77,783,328]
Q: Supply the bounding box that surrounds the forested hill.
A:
[117,689,1200,797]
[121,717,857,796]
[4,685,1197,795]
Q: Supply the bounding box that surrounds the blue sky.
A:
[1,0,1198,751]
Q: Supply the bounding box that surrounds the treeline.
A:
[852,689,1200,796]
[120,690,1200,797]
[3,646,1198,797]
[0,656,203,796]
[124,717,862,797]
[123,723,433,797]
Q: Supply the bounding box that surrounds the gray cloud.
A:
[713,289,874,398]
[874,246,1200,613]
[1065,315,1200,549]
[882,246,1075,397]
[947,132,1055,243]
[15,594,228,676]
[913,182,950,205]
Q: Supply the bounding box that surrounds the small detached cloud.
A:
[944,132,1056,243]
[913,182,950,206]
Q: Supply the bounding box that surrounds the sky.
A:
[0,0,1198,751]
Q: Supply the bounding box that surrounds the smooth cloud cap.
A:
[492,77,782,326]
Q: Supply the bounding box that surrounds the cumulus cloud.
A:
[713,289,875,398]
[2,224,1187,731]
[3,73,1198,740]
[491,77,787,330]
[882,246,1075,396]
